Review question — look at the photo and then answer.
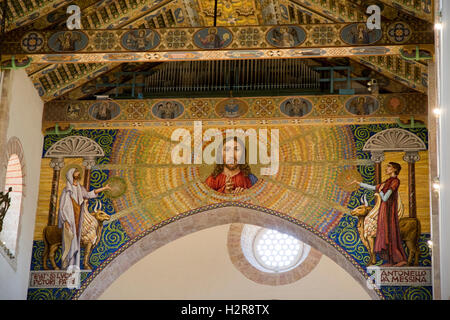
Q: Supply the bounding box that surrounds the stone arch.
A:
[74,204,383,300]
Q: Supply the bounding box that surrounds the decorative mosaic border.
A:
[42,93,428,129]
[1,22,433,63]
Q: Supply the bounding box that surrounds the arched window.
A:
[0,137,25,265]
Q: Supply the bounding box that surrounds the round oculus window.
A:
[253,228,305,273]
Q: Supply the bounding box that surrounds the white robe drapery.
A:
[58,168,97,270]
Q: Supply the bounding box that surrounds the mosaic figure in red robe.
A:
[354,162,408,267]
[205,137,258,194]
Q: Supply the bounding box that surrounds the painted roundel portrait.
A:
[193,27,233,49]
[340,23,382,45]
[88,101,121,121]
[203,136,258,194]
[121,29,160,51]
[280,98,313,117]
[152,100,184,119]
[66,103,83,120]
[266,26,306,48]
[48,31,89,52]
[345,96,380,116]
[215,98,249,118]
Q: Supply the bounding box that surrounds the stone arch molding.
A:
[44,136,105,159]
[363,128,426,152]
[75,205,382,300]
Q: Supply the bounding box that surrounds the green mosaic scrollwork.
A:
[87,220,130,269]
[328,214,371,267]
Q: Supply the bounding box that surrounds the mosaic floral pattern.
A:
[21,32,45,53]
[387,22,412,44]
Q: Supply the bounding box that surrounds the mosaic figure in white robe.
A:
[58,168,110,270]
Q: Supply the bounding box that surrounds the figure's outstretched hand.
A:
[94,184,111,195]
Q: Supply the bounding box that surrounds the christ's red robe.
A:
[375,177,407,264]
[205,172,252,193]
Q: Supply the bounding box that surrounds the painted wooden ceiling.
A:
[0,0,435,101]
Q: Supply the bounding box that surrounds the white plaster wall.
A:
[0,69,43,299]
[438,0,450,301]
[99,224,371,300]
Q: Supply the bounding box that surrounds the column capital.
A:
[371,151,385,163]
[403,151,421,163]
[82,158,97,170]
[49,158,65,170]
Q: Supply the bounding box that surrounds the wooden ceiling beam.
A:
[41,92,428,131]
[58,62,162,100]
[2,0,71,32]
[10,0,100,32]
[376,0,434,23]
[0,23,433,62]
[290,0,432,93]
[16,0,192,101]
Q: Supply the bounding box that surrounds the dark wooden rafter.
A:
[59,62,163,100]
[1,23,433,57]
[289,0,368,22]
[1,0,434,101]
[18,0,194,101]
[376,0,434,23]
[1,0,73,32]
[14,0,99,32]
[278,0,429,92]
[54,0,203,100]
[347,58,415,93]
[278,2,410,93]
[59,0,274,100]
[288,0,432,93]
[41,92,428,132]
[278,0,411,92]
[55,64,126,100]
